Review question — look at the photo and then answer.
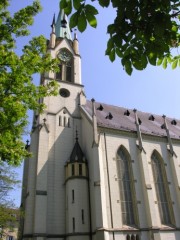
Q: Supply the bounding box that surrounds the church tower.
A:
[21,10,90,240]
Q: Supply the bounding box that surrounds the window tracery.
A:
[116,146,137,226]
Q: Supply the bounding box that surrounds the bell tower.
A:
[46,10,82,85]
[21,9,89,240]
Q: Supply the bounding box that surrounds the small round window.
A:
[59,88,70,98]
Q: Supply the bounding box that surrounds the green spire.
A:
[55,10,72,40]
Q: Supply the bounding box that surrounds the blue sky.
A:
[9,0,180,207]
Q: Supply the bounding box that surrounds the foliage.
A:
[60,0,180,75]
[0,207,19,240]
[0,161,20,239]
[0,161,20,203]
[0,0,59,165]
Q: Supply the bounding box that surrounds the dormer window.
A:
[124,110,130,116]
[149,115,155,121]
[171,119,177,125]
[97,104,104,111]
[56,48,73,82]
[138,118,142,125]
[106,112,113,120]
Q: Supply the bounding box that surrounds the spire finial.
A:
[74,29,78,40]
[51,13,55,28]
[25,139,30,149]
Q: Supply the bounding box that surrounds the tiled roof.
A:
[82,100,180,140]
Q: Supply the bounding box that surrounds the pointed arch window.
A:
[56,48,73,82]
[116,146,137,226]
[151,151,174,225]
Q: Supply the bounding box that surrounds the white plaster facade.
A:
[20,10,180,240]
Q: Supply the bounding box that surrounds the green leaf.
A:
[148,52,157,66]
[60,0,68,9]
[98,0,110,7]
[125,61,133,75]
[172,59,178,69]
[107,38,114,51]
[133,61,144,70]
[70,11,79,28]
[157,58,163,66]
[85,4,98,15]
[73,0,82,10]
[113,34,122,48]
[121,57,132,73]
[64,1,72,15]
[86,12,97,28]
[77,12,87,32]
[163,57,167,69]
[141,54,148,69]
[167,56,172,63]
[109,48,115,62]
[107,24,116,35]
[116,48,123,58]
[172,25,178,32]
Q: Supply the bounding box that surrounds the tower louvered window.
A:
[151,151,173,225]
[56,49,73,82]
[56,64,62,80]
[117,146,137,226]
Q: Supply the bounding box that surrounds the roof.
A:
[82,100,180,140]
[69,138,85,163]
[55,10,72,40]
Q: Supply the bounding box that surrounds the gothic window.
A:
[7,237,14,240]
[66,64,72,82]
[131,235,135,240]
[56,48,73,82]
[72,164,75,176]
[81,209,85,224]
[59,115,71,128]
[116,146,137,226]
[151,151,173,225]
[68,117,70,128]
[79,164,82,176]
[64,116,66,127]
[72,189,74,203]
[59,116,62,126]
[126,235,130,240]
[56,64,62,80]
[72,217,75,232]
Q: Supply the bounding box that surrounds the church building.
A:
[20,9,180,240]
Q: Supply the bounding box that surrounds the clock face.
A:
[58,49,72,62]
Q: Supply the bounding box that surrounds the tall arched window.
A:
[116,146,137,226]
[56,48,73,82]
[151,150,174,225]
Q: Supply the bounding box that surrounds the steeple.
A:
[55,10,72,40]
[69,131,85,163]
[51,13,56,33]
[49,14,56,48]
[47,8,82,84]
